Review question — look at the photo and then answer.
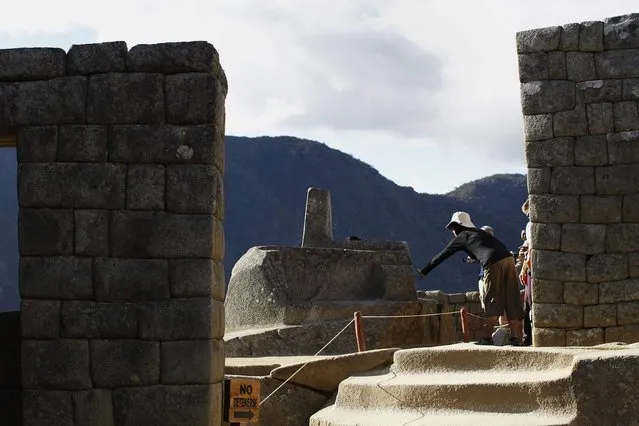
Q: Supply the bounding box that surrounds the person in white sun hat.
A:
[417,211,525,345]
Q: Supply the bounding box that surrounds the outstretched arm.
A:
[419,234,467,276]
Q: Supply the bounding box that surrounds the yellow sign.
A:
[226,379,261,423]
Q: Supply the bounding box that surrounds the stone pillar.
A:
[517,14,639,347]
[301,187,333,247]
[6,41,227,425]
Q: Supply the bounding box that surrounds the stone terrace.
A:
[0,41,227,426]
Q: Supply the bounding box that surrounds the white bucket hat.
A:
[445,211,476,229]
[481,225,494,235]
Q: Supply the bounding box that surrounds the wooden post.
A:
[460,307,470,343]
[354,311,366,352]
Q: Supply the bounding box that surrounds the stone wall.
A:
[518,14,639,346]
[0,311,21,426]
[0,41,227,425]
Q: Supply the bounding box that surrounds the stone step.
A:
[333,369,573,413]
[391,343,576,374]
[310,407,575,426]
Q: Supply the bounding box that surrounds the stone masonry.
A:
[0,41,227,425]
[518,14,639,346]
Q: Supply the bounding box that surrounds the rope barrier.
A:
[361,311,460,319]
[259,318,355,406]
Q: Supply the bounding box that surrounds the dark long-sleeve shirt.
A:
[420,229,512,276]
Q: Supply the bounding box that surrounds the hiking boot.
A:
[521,338,532,347]
[475,337,494,346]
[505,337,520,346]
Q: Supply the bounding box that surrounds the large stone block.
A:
[170,259,219,298]
[522,114,553,141]
[160,339,224,384]
[518,52,548,82]
[527,167,551,194]
[516,26,561,53]
[525,137,574,167]
[532,279,563,303]
[606,224,639,252]
[548,51,567,79]
[12,77,87,125]
[607,130,639,164]
[18,208,73,255]
[613,101,639,132]
[90,340,160,387]
[566,328,603,346]
[520,81,575,114]
[580,195,622,223]
[566,52,597,81]
[559,23,580,50]
[561,223,606,254]
[138,298,224,340]
[75,210,109,256]
[21,300,60,338]
[57,125,108,162]
[584,303,617,327]
[213,218,224,259]
[622,78,639,100]
[553,106,588,137]
[128,41,223,74]
[17,126,57,162]
[166,165,222,214]
[586,102,614,135]
[533,303,583,328]
[587,254,628,283]
[62,302,137,338]
[629,253,639,278]
[73,389,115,426]
[110,211,215,258]
[66,41,128,75]
[94,258,170,302]
[563,281,598,305]
[603,14,639,49]
[18,163,126,209]
[596,165,639,194]
[579,21,604,52]
[126,165,165,210]
[532,327,565,346]
[86,73,164,124]
[529,194,579,223]
[595,50,639,79]
[22,340,91,390]
[165,73,226,125]
[108,124,222,168]
[532,250,586,281]
[599,278,639,303]
[549,166,594,194]
[604,324,639,343]
[576,79,621,103]
[23,390,74,426]
[20,256,93,300]
[0,48,65,81]
[623,194,639,222]
[529,223,561,250]
[617,301,639,325]
[112,384,221,426]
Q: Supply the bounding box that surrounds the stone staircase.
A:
[310,344,580,426]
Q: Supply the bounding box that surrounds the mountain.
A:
[0,136,528,311]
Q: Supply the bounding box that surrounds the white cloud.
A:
[0,0,637,192]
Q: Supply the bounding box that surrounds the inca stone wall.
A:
[518,14,639,347]
[1,41,227,425]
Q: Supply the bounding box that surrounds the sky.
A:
[0,1,636,193]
